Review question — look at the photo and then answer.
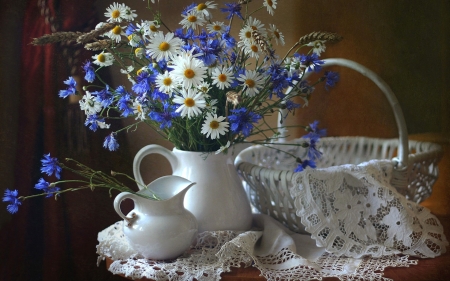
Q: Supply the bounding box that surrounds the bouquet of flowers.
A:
[4,0,341,214]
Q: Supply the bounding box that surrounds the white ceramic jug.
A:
[114,175,198,260]
[133,145,252,232]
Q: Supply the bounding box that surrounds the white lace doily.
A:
[290,160,448,258]
[98,216,417,281]
[97,160,447,281]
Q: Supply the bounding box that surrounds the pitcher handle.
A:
[133,144,178,190]
[114,192,139,226]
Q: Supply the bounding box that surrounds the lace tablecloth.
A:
[97,160,447,281]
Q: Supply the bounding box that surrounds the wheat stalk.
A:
[298,31,343,45]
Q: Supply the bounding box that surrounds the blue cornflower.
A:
[197,39,222,66]
[149,102,180,129]
[34,178,60,198]
[58,76,77,98]
[84,114,109,131]
[228,108,262,137]
[3,189,21,214]
[40,153,62,179]
[174,28,195,43]
[323,71,339,90]
[299,53,324,72]
[221,28,236,49]
[116,94,134,117]
[151,90,169,101]
[303,120,327,140]
[182,3,197,15]
[34,178,50,190]
[125,23,138,36]
[103,133,120,151]
[294,159,317,173]
[82,61,95,83]
[92,85,114,107]
[132,70,157,95]
[284,100,301,113]
[221,3,243,20]
[306,138,322,161]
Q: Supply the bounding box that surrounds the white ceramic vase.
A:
[133,145,253,232]
[113,175,198,260]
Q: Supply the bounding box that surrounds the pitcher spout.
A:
[147,175,196,202]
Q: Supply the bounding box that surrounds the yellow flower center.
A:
[267,0,273,7]
[137,68,145,75]
[184,97,195,107]
[209,120,220,129]
[213,25,222,31]
[135,48,143,56]
[197,3,207,10]
[218,74,227,82]
[150,25,158,32]
[112,26,122,35]
[184,69,195,79]
[274,31,280,39]
[251,45,258,52]
[245,31,252,38]
[188,15,197,22]
[111,10,120,19]
[137,105,142,113]
[97,53,106,62]
[163,77,172,86]
[159,42,170,51]
[245,79,256,88]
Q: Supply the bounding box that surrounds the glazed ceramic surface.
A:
[133,145,252,232]
[113,175,198,260]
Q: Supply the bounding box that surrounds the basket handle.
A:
[278,58,409,168]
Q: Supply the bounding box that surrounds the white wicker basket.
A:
[235,58,443,234]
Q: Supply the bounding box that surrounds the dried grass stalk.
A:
[298,31,343,45]
[77,23,116,44]
[31,31,83,45]
[84,39,115,51]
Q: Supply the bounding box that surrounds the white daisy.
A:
[263,0,277,15]
[172,89,206,119]
[171,55,207,89]
[201,113,229,139]
[104,3,127,23]
[127,33,141,47]
[211,66,235,90]
[245,17,267,37]
[123,5,137,21]
[243,43,262,59]
[155,71,179,93]
[191,1,217,20]
[134,47,145,59]
[92,52,114,67]
[146,31,183,62]
[105,25,126,43]
[137,20,160,39]
[79,92,102,115]
[307,40,327,55]
[206,21,226,34]
[180,10,207,30]
[215,141,231,154]
[269,24,285,46]
[132,100,148,121]
[238,26,255,46]
[205,98,218,112]
[197,81,212,95]
[237,70,265,97]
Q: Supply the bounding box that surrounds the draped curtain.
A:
[0,1,129,280]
